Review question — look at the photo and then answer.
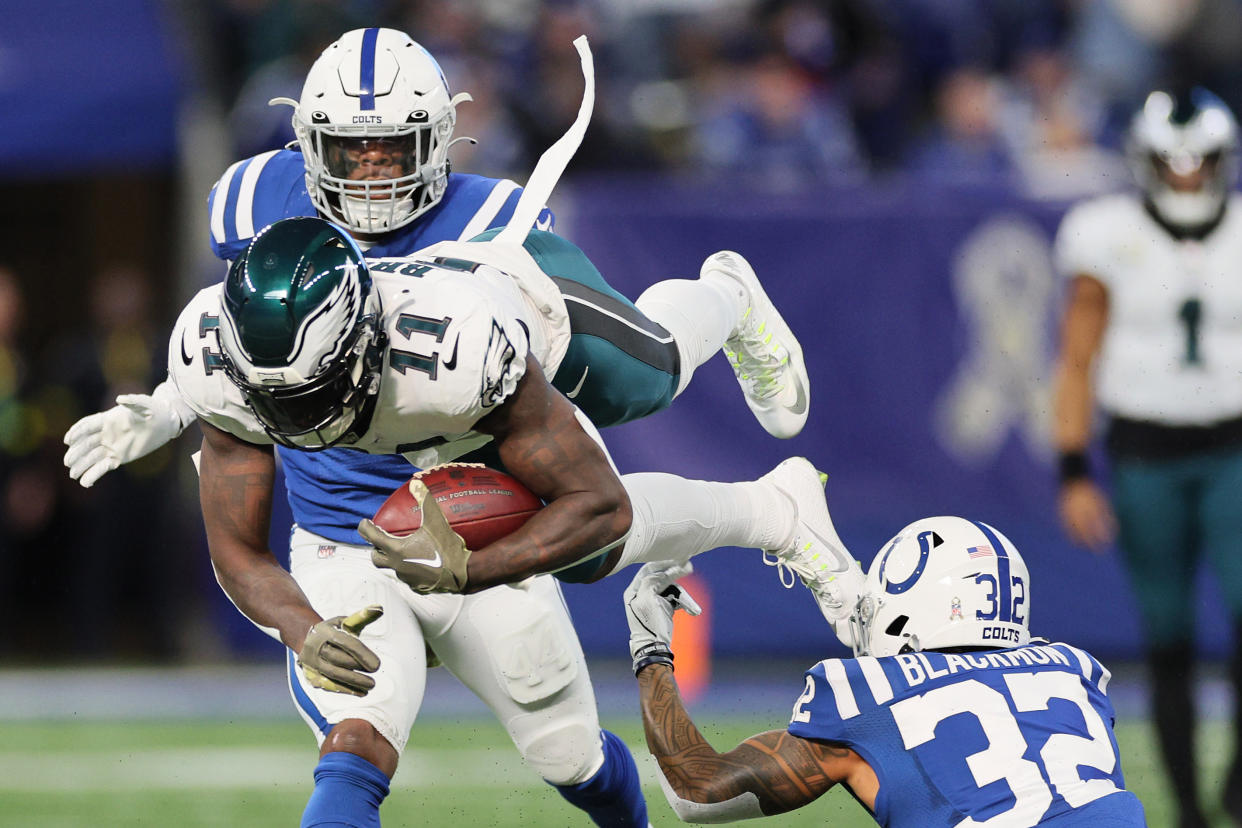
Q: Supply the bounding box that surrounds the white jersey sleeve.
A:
[414,238,571,378]
[1052,194,1137,287]
[357,268,533,456]
[166,286,272,444]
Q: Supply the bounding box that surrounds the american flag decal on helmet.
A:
[967,545,994,559]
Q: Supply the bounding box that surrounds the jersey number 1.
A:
[1178,298,1203,366]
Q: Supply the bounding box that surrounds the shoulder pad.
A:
[207,149,310,262]
[447,174,555,240]
[167,286,270,443]
[1053,195,1143,282]
[365,271,531,446]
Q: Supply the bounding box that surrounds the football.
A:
[371,463,543,549]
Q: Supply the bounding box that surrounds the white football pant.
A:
[286,526,607,786]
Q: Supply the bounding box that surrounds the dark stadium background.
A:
[0,2,1237,823]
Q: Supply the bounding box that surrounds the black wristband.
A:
[632,643,674,676]
[1058,451,1090,484]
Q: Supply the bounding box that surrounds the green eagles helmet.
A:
[219,217,385,449]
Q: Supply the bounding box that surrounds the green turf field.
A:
[0,716,1232,826]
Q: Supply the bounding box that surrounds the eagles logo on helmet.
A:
[218,217,386,450]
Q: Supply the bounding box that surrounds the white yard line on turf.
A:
[0,747,661,791]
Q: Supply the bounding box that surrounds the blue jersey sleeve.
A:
[206,149,312,262]
[490,183,555,233]
[362,173,555,258]
[787,659,867,745]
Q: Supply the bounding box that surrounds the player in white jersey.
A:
[622,516,1145,826]
[115,34,852,828]
[1052,87,1242,827]
[174,214,855,596]
[63,32,826,827]
[177,218,857,828]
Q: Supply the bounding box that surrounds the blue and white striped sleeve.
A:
[206,150,307,261]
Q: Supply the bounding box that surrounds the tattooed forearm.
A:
[638,665,840,815]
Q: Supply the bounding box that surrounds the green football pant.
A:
[1110,445,1242,648]
[471,227,680,427]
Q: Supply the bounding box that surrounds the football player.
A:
[179,214,852,595]
[62,31,828,828]
[624,517,1147,825]
[1052,87,1242,827]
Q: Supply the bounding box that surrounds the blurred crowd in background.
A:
[3,0,1242,663]
[215,0,1242,194]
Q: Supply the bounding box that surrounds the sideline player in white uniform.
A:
[1052,87,1242,827]
[622,517,1146,826]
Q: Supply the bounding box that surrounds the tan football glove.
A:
[297,605,384,697]
[360,479,471,594]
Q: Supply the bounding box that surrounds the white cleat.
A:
[704,251,810,439]
[760,457,866,625]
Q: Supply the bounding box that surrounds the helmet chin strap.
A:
[340,193,416,234]
[843,594,874,656]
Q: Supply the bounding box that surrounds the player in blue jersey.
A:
[62,29,815,828]
[625,515,1146,826]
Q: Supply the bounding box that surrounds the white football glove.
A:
[623,561,702,675]
[63,379,192,487]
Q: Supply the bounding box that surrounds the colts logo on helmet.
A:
[878,530,942,594]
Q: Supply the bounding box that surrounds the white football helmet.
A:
[272,28,473,235]
[847,516,1031,657]
[218,217,385,450]
[1126,88,1239,229]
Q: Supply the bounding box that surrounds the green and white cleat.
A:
[760,457,865,625]
[705,250,809,439]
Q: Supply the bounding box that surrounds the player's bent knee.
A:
[521,720,605,786]
[321,718,399,777]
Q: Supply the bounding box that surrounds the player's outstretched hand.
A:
[624,562,702,676]
[360,479,471,594]
[63,393,184,487]
[297,605,384,697]
[1058,479,1117,554]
